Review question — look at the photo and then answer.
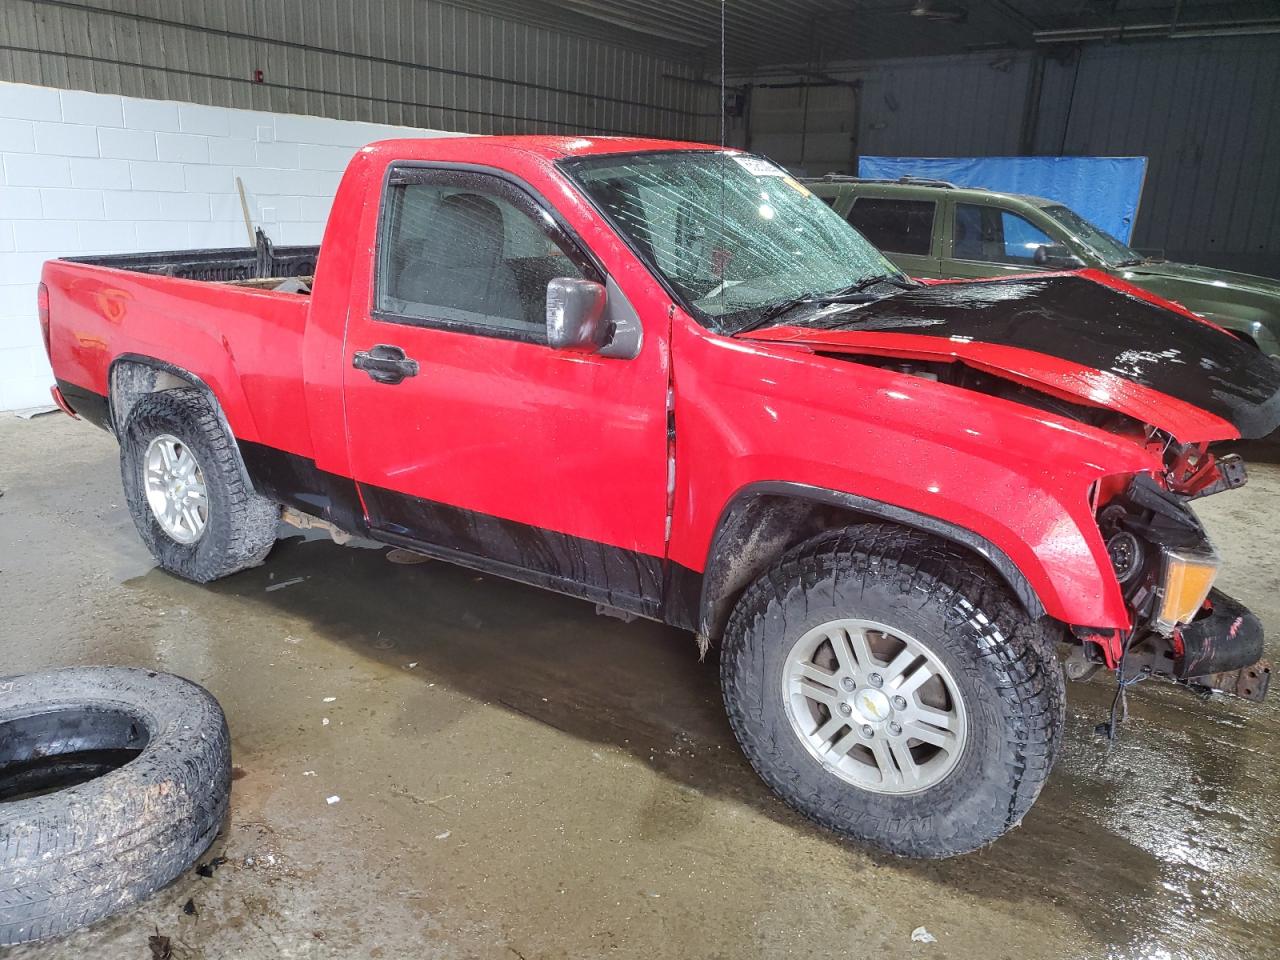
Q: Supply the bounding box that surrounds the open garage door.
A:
[746,83,858,178]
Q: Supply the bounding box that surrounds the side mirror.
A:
[1033,243,1084,270]
[547,277,610,352]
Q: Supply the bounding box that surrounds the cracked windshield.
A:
[1042,203,1144,266]
[563,150,901,333]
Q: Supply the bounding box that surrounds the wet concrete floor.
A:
[1,411,1278,959]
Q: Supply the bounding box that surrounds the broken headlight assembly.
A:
[1102,525,1219,634]
[1085,459,1268,707]
[1097,470,1219,633]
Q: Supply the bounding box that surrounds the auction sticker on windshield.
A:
[734,155,787,177]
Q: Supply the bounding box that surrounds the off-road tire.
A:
[0,667,231,945]
[120,388,278,582]
[720,523,1066,859]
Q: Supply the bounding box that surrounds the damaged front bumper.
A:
[1176,589,1271,701]
[1068,587,1270,702]
[1085,464,1270,702]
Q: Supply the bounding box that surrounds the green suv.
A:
[805,175,1280,356]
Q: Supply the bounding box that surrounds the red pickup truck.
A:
[40,135,1280,858]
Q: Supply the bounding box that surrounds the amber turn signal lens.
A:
[1155,544,1219,632]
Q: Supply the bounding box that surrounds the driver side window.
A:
[377,170,589,339]
[953,203,1052,266]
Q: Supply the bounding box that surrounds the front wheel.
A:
[120,389,279,582]
[720,524,1064,859]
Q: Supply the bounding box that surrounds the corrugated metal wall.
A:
[0,0,720,139]
[858,54,1032,159]
[733,35,1280,278]
[730,54,1035,174]
[1036,36,1280,278]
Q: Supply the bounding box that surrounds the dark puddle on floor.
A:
[121,533,1280,959]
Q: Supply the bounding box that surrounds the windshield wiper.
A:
[1113,257,1146,267]
[733,273,917,335]
[734,292,821,335]
[827,273,919,297]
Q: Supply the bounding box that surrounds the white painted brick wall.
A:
[0,81,455,412]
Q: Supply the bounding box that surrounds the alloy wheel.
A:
[143,434,209,544]
[781,618,968,794]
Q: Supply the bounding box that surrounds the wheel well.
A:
[108,356,256,492]
[109,359,198,431]
[697,486,1047,641]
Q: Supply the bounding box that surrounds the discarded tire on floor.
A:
[0,667,231,946]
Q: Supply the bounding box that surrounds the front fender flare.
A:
[696,481,1049,640]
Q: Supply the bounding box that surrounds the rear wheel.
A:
[120,389,278,582]
[142,433,210,544]
[720,524,1064,859]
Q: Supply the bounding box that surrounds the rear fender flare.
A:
[108,354,256,494]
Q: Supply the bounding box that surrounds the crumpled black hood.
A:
[780,274,1280,439]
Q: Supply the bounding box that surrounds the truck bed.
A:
[43,248,316,458]
[66,243,319,286]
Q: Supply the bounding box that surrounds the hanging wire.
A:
[717,0,727,311]
[1102,631,1146,745]
[720,0,726,149]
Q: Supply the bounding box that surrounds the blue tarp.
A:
[857,156,1148,243]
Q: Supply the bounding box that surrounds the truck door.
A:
[843,195,943,279]
[945,201,1056,279]
[340,165,671,616]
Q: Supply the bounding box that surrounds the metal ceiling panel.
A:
[513,0,1280,70]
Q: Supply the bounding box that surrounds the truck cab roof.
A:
[363,134,724,164]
